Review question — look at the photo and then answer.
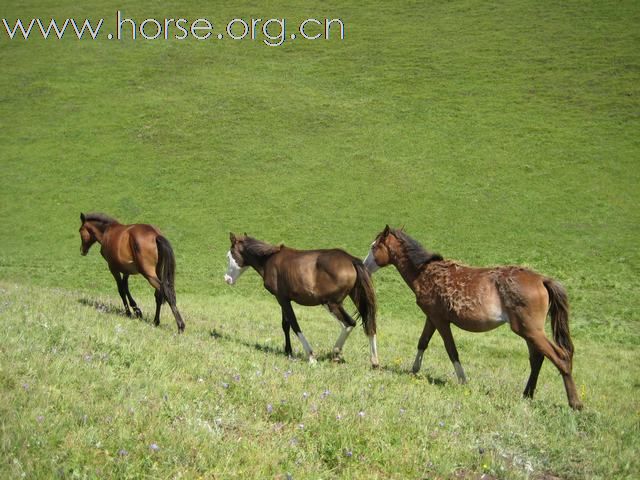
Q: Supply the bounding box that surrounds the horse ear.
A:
[229,232,237,243]
[383,225,390,236]
[80,213,86,222]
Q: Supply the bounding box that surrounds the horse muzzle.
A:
[363,251,380,274]
[224,274,235,285]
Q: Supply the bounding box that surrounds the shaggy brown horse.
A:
[364,226,582,409]
[79,213,185,332]
[225,233,379,367]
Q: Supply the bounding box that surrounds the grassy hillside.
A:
[1,0,639,478]
[1,281,637,479]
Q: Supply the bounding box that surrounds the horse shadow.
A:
[77,298,153,325]
[209,328,309,361]
[379,363,448,386]
[210,327,448,383]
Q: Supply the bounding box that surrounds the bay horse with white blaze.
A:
[225,233,379,367]
[364,226,582,410]
[79,213,185,332]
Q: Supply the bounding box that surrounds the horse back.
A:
[102,223,161,274]
[418,262,548,330]
[265,248,358,305]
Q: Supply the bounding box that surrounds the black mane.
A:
[84,212,118,225]
[393,228,443,269]
[243,236,281,258]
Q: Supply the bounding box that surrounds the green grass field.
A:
[1,1,639,478]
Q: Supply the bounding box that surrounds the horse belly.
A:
[448,291,509,333]
[452,309,509,332]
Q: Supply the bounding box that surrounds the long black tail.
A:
[156,236,177,306]
[351,259,377,336]
[544,278,574,360]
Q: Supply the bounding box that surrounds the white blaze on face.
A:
[363,244,380,274]
[224,250,247,285]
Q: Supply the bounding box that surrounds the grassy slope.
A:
[1,0,639,478]
[1,282,637,479]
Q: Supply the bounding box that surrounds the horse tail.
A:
[351,259,377,336]
[156,235,177,306]
[543,278,574,360]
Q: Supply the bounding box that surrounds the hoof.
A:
[133,308,143,318]
[125,310,132,318]
[308,356,317,365]
[570,401,584,411]
[371,363,380,369]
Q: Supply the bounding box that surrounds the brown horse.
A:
[364,226,582,409]
[79,213,185,332]
[225,233,379,367]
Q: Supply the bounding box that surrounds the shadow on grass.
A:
[210,327,337,363]
[379,363,448,386]
[210,327,449,380]
[77,298,153,325]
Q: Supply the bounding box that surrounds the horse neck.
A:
[391,249,422,290]
[247,251,276,278]
[89,220,115,243]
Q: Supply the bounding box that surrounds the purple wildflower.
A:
[232,374,241,382]
[118,449,129,456]
[149,443,160,452]
[358,410,365,418]
[266,404,273,414]
[344,449,353,457]
[221,382,229,389]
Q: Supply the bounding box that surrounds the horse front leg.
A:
[110,268,131,317]
[279,299,316,364]
[123,274,142,318]
[281,307,293,357]
[437,321,467,383]
[412,317,436,374]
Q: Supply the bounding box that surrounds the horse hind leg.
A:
[325,303,356,362]
[146,273,185,333]
[523,332,582,410]
[165,294,185,333]
[523,340,544,399]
